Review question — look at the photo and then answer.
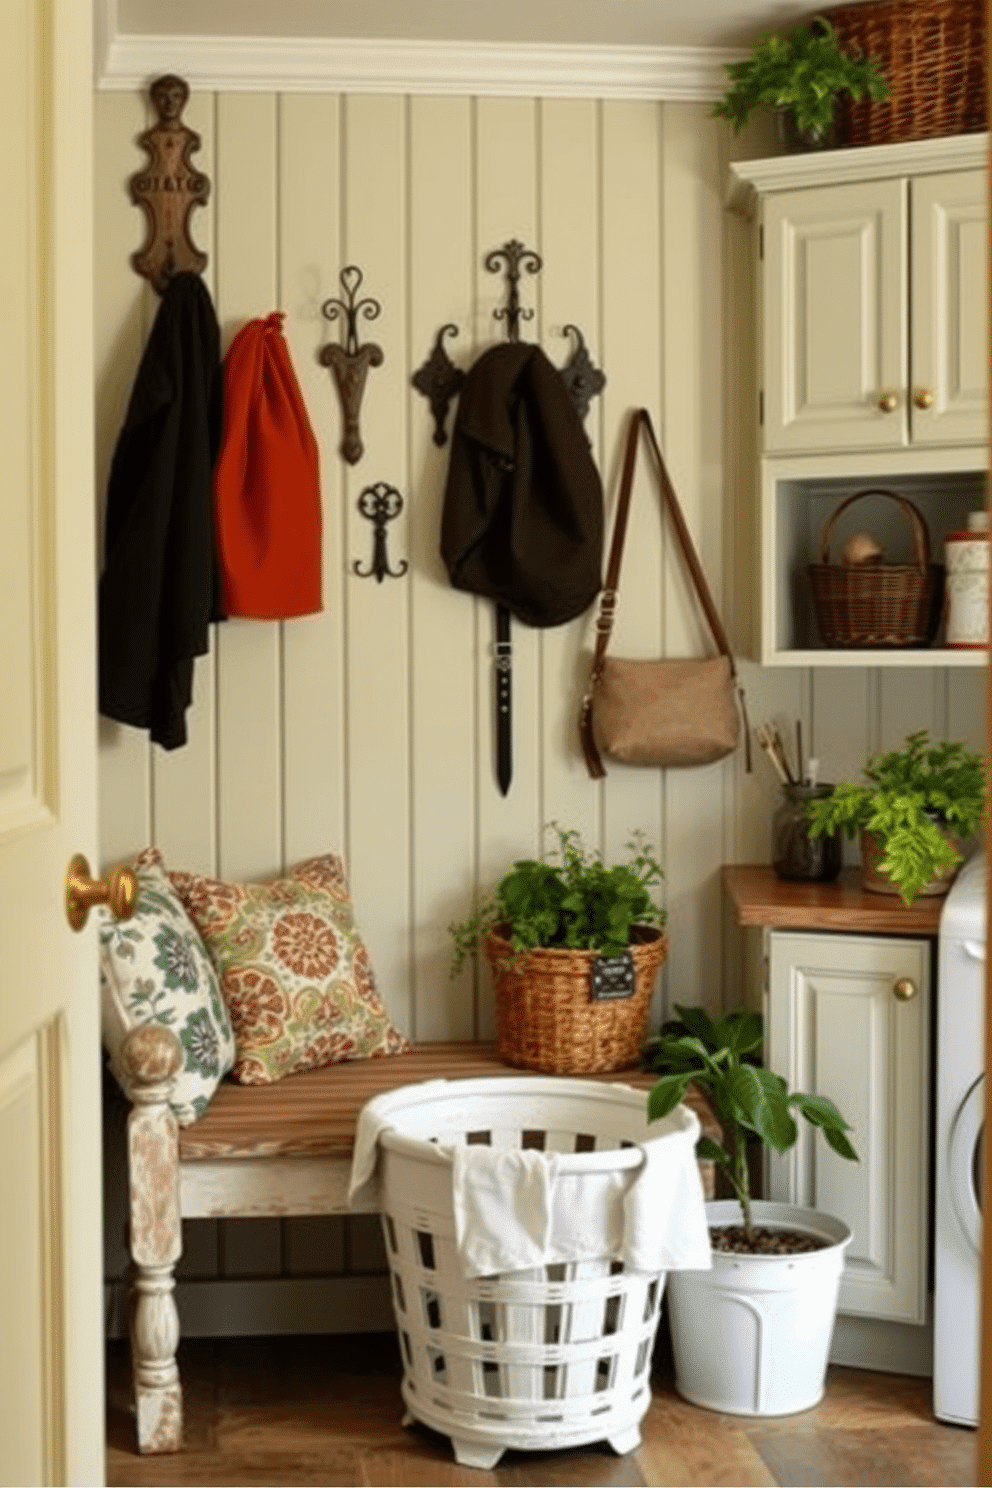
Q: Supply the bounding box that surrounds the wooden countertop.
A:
[722,864,945,935]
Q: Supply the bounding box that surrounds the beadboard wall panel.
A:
[407,96,477,1043]
[279,93,347,873]
[95,90,986,1332]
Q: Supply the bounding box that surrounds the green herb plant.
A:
[449,823,665,976]
[713,17,890,139]
[645,1005,857,1243]
[806,730,985,903]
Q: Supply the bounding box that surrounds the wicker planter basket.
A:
[485,924,667,1075]
[859,826,963,898]
[825,0,987,147]
[808,488,944,648]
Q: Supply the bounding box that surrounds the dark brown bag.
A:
[579,409,750,778]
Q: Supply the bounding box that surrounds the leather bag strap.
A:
[580,407,750,778]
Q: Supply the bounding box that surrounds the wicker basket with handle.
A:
[808,488,944,648]
[485,923,668,1075]
[825,0,987,146]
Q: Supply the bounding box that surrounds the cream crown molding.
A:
[96,26,744,100]
[728,132,990,214]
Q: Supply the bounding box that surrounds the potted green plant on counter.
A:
[713,17,890,148]
[644,1004,857,1416]
[450,824,667,1075]
[805,730,985,903]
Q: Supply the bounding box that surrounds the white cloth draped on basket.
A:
[348,1085,711,1278]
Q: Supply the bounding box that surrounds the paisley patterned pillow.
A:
[99,852,237,1125]
[167,854,410,1085]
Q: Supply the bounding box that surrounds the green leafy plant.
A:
[713,17,890,139]
[806,730,985,903]
[449,823,665,976]
[645,1005,856,1243]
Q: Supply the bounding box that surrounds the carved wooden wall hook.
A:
[130,75,210,293]
[319,266,384,465]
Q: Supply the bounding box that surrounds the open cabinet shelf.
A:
[761,448,988,666]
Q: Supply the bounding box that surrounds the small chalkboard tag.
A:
[591,950,635,1001]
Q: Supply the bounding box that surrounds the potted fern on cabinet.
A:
[806,730,985,903]
[450,825,667,1075]
[712,17,890,149]
[645,1004,857,1416]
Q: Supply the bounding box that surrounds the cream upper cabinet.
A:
[762,176,906,453]
[766,930,930,1326]
[911,168,988,447]
[730,135,989,668]
[761,167,987,454]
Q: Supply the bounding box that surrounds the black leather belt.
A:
[495,602,512,795]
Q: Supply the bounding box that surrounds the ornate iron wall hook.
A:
[560,324,607,424]
[411,325,466,447]
[130,74,210,293]
[319,266,384,465]
[486,239,542,342]
[353,482,408,582]
[411,239,605,441]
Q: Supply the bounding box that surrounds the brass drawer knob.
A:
[913,388,934,409]
[65,853,138,931]
[893,976,917,1002]
[877,391,899,413]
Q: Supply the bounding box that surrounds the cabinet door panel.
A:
[763,179,906,453]
[911,168,988,447]
[767,931,929,1323]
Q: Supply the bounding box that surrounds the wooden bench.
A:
[118,1026,721,1454]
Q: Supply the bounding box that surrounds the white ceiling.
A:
[114,0,858,51]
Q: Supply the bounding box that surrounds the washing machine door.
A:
[949,1074,984,1254]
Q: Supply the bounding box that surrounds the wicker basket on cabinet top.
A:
[824,0,988,146]
[807,488,944,649]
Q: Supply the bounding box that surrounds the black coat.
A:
[440,342,603,627]
[98,273,225,750]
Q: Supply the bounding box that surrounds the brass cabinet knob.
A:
[65,853,138,931]
[893,976,918,1002]
[877,391,899,412]
[913,387,935,409]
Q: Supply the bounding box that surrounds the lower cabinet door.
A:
[766,930,930,1324]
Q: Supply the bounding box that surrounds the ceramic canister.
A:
[945,511,989,649]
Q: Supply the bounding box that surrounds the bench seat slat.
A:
[177,1041,719,1162]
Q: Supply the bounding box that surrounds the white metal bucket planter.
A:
[666,1200,852,1417]
[369,1076,698,1471]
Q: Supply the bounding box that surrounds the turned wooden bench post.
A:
[120,1024,185,1454]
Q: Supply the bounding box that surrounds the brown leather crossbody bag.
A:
[579,408,750,778]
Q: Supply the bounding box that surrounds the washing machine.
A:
[934,847,986,1427]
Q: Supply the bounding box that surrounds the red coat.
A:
[214,312,322,619]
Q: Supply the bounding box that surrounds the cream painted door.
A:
[911,169,989,448]
[766,930,930,1325]
[0,1,103,1484]
[762,177,907,453]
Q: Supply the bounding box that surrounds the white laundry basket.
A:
[369,1075,684,1471]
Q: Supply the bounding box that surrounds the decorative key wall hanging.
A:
[427,240,607,797]
[130,75,210,293]
[319,265,384,465]
[353,482,408,583]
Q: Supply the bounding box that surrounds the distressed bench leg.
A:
[120,1025,184,1453]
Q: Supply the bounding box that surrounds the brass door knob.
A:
[893,976,918,1002]
[877,391,899,412]
[913,388,935,409]
[65,853,138,931]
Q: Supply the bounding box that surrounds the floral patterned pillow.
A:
[99,852,237,1125]
[167,854,410,1085]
